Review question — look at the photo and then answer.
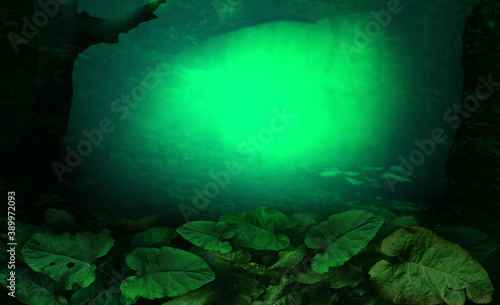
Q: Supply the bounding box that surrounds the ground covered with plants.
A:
[1,0,499,304]
[1,206,497,305]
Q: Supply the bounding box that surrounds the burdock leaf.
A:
[369,227,494,305]
[120,247,215,300]
[255,275,305,305]
[15,221,52,261]
[177,221,234,254]
[219,207,297,251]
[268,246,308,274]
[297,264,364,289]
[21,230,114,290]
[305,210,383,273]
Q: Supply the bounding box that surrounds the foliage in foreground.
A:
[0,206,496,305]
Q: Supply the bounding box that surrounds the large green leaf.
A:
[69,253,138,305]
[177,221,234,254]
[219,207,297,251]
[305,210,383,273]
[268,246,308,274]
[297,264,364,289]
[120,246,215,300]
[369,227,494,305]
[253,275,306,305]
[436,226,498,262]
[0,268,67,305]
[21,230,115,289]
[14,221,53,262]
[267,246,308,282]
[129,226,177,249]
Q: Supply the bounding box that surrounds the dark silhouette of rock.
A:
[1,0,167,184]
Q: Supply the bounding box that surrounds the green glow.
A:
[146,16,396,168]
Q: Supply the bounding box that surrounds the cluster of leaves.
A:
[0,207,496,305]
